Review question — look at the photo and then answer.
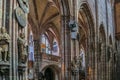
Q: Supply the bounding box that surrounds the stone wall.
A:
[0,0,29,80]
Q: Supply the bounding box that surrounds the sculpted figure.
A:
[71,56,80,72]
[107,45,113,61]
[18,33,27,63]
[78,55,82,68]
[0,27,10,62]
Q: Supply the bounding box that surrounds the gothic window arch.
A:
[41,34,51,54]
[40,28,60,56]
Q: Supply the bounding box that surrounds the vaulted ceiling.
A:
[28,0,61,36]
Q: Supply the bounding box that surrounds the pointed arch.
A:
[78,3,95,80]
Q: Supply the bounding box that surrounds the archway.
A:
[41,64,61,80]
[44,68,54,80]
[98,24,106,80]
[28,0,70,80]
[78,3,95,80]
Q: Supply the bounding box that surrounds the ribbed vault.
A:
[28,0,61,39]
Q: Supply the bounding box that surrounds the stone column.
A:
[116,40,120,80]
[0,0,2,27]
[0,0,19,80]
[9,0,19,80]
[61,15,71,80]
[94,29,98,80]
[34,39,40,80]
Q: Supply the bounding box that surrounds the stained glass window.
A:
[41,34,51,54]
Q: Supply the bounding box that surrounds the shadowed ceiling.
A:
[28,0,60,35]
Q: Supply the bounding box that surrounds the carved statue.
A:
[107,45,113,61]
[78,55,82,68]
[71,56,81,72]
[0,27,10,62]
[18,33,27,63]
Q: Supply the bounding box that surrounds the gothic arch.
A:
[79,2,95,28]
[78,3,95,50]
[28,1,70,80]
[41,64,61,80]
[28,0,70,39]
[97,24,107,80]
[39,22,61,56]
[40,22,60,44]
[41,64,61,73]
[78,3,95,79]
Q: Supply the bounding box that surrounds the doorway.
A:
[44,68,54,80]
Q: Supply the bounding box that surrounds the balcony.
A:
[34,52,61,62]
